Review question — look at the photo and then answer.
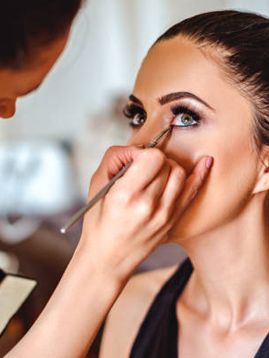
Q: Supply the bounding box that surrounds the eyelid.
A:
[123,103,146,117]
[170,100,204,120]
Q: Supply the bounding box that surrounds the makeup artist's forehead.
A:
[133,36,244,110]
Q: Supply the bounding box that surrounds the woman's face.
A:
[0,31,69,118]
[126,36,262,242]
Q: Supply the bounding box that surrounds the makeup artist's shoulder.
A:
[99,264,179,358]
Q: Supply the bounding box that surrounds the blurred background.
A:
[0,0,268,356]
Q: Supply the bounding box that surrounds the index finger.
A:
[173,156,213,217]
[112,148,168,193]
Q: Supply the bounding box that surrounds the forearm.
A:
[5,242,124,358]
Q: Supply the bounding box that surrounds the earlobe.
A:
[252,166,269,194]
[252,145,269,195]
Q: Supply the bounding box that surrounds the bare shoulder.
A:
[99,264,179,358]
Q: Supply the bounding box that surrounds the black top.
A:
[0,268,5,282]
[129,257,269,358]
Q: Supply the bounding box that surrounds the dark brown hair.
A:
[155,10,269,150]
[0,0,83,69]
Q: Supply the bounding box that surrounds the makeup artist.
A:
[1,1,212,357]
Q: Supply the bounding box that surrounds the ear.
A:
[252,147,269,195]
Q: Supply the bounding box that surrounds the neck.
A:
[178,193,269,330]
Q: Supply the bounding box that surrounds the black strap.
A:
[130,257,193,358]
[254,332,269,357]
[0,268,6,283]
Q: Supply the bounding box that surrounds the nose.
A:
[0,100,17,119]
[128,127,173,151]
[128,122,165,147]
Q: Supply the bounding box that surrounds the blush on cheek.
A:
[168,146,258,242]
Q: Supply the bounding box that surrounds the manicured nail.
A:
[205,156,214,169]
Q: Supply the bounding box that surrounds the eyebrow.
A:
[129,94,143,106]
[129,92,215,111]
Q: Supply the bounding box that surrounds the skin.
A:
[100,36,269,357]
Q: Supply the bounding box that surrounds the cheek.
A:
[165,129,258,241]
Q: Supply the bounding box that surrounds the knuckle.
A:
[128,144,141,152]
[104,145,119,156]
[135,199,154,219]
[104,145,127,160]
[112,188,132,206]
[174,166,186,181]
[159,210,171,227]
[139,148,166,165]
[151,148,166,164]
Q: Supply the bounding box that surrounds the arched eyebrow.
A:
[159,91,215,111]
[129,92,215,111]
[129,94,143,106]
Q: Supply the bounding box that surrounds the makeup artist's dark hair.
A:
[0,0,83,69]
[155,10,269,150]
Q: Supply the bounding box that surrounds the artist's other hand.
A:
[80,145,213,283]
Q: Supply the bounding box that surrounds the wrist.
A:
[73,238,131,291]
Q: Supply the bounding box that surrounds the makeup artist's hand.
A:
[80,145,213,282]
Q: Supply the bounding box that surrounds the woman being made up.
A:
[99,10,269,358]
[2,1,211,357]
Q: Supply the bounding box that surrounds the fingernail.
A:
[205,156,214,169]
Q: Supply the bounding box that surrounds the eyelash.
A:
[171,105,201,129]
[122,103,201,129]
[123,104,146,128]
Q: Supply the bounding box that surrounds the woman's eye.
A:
[171,106,200,128]
[174,113,197,127]
[129,113,146,127]
[123,105,146,128]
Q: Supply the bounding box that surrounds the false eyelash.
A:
[122,104,146,119]
[171,104,201,122]
[122,104,147,128]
